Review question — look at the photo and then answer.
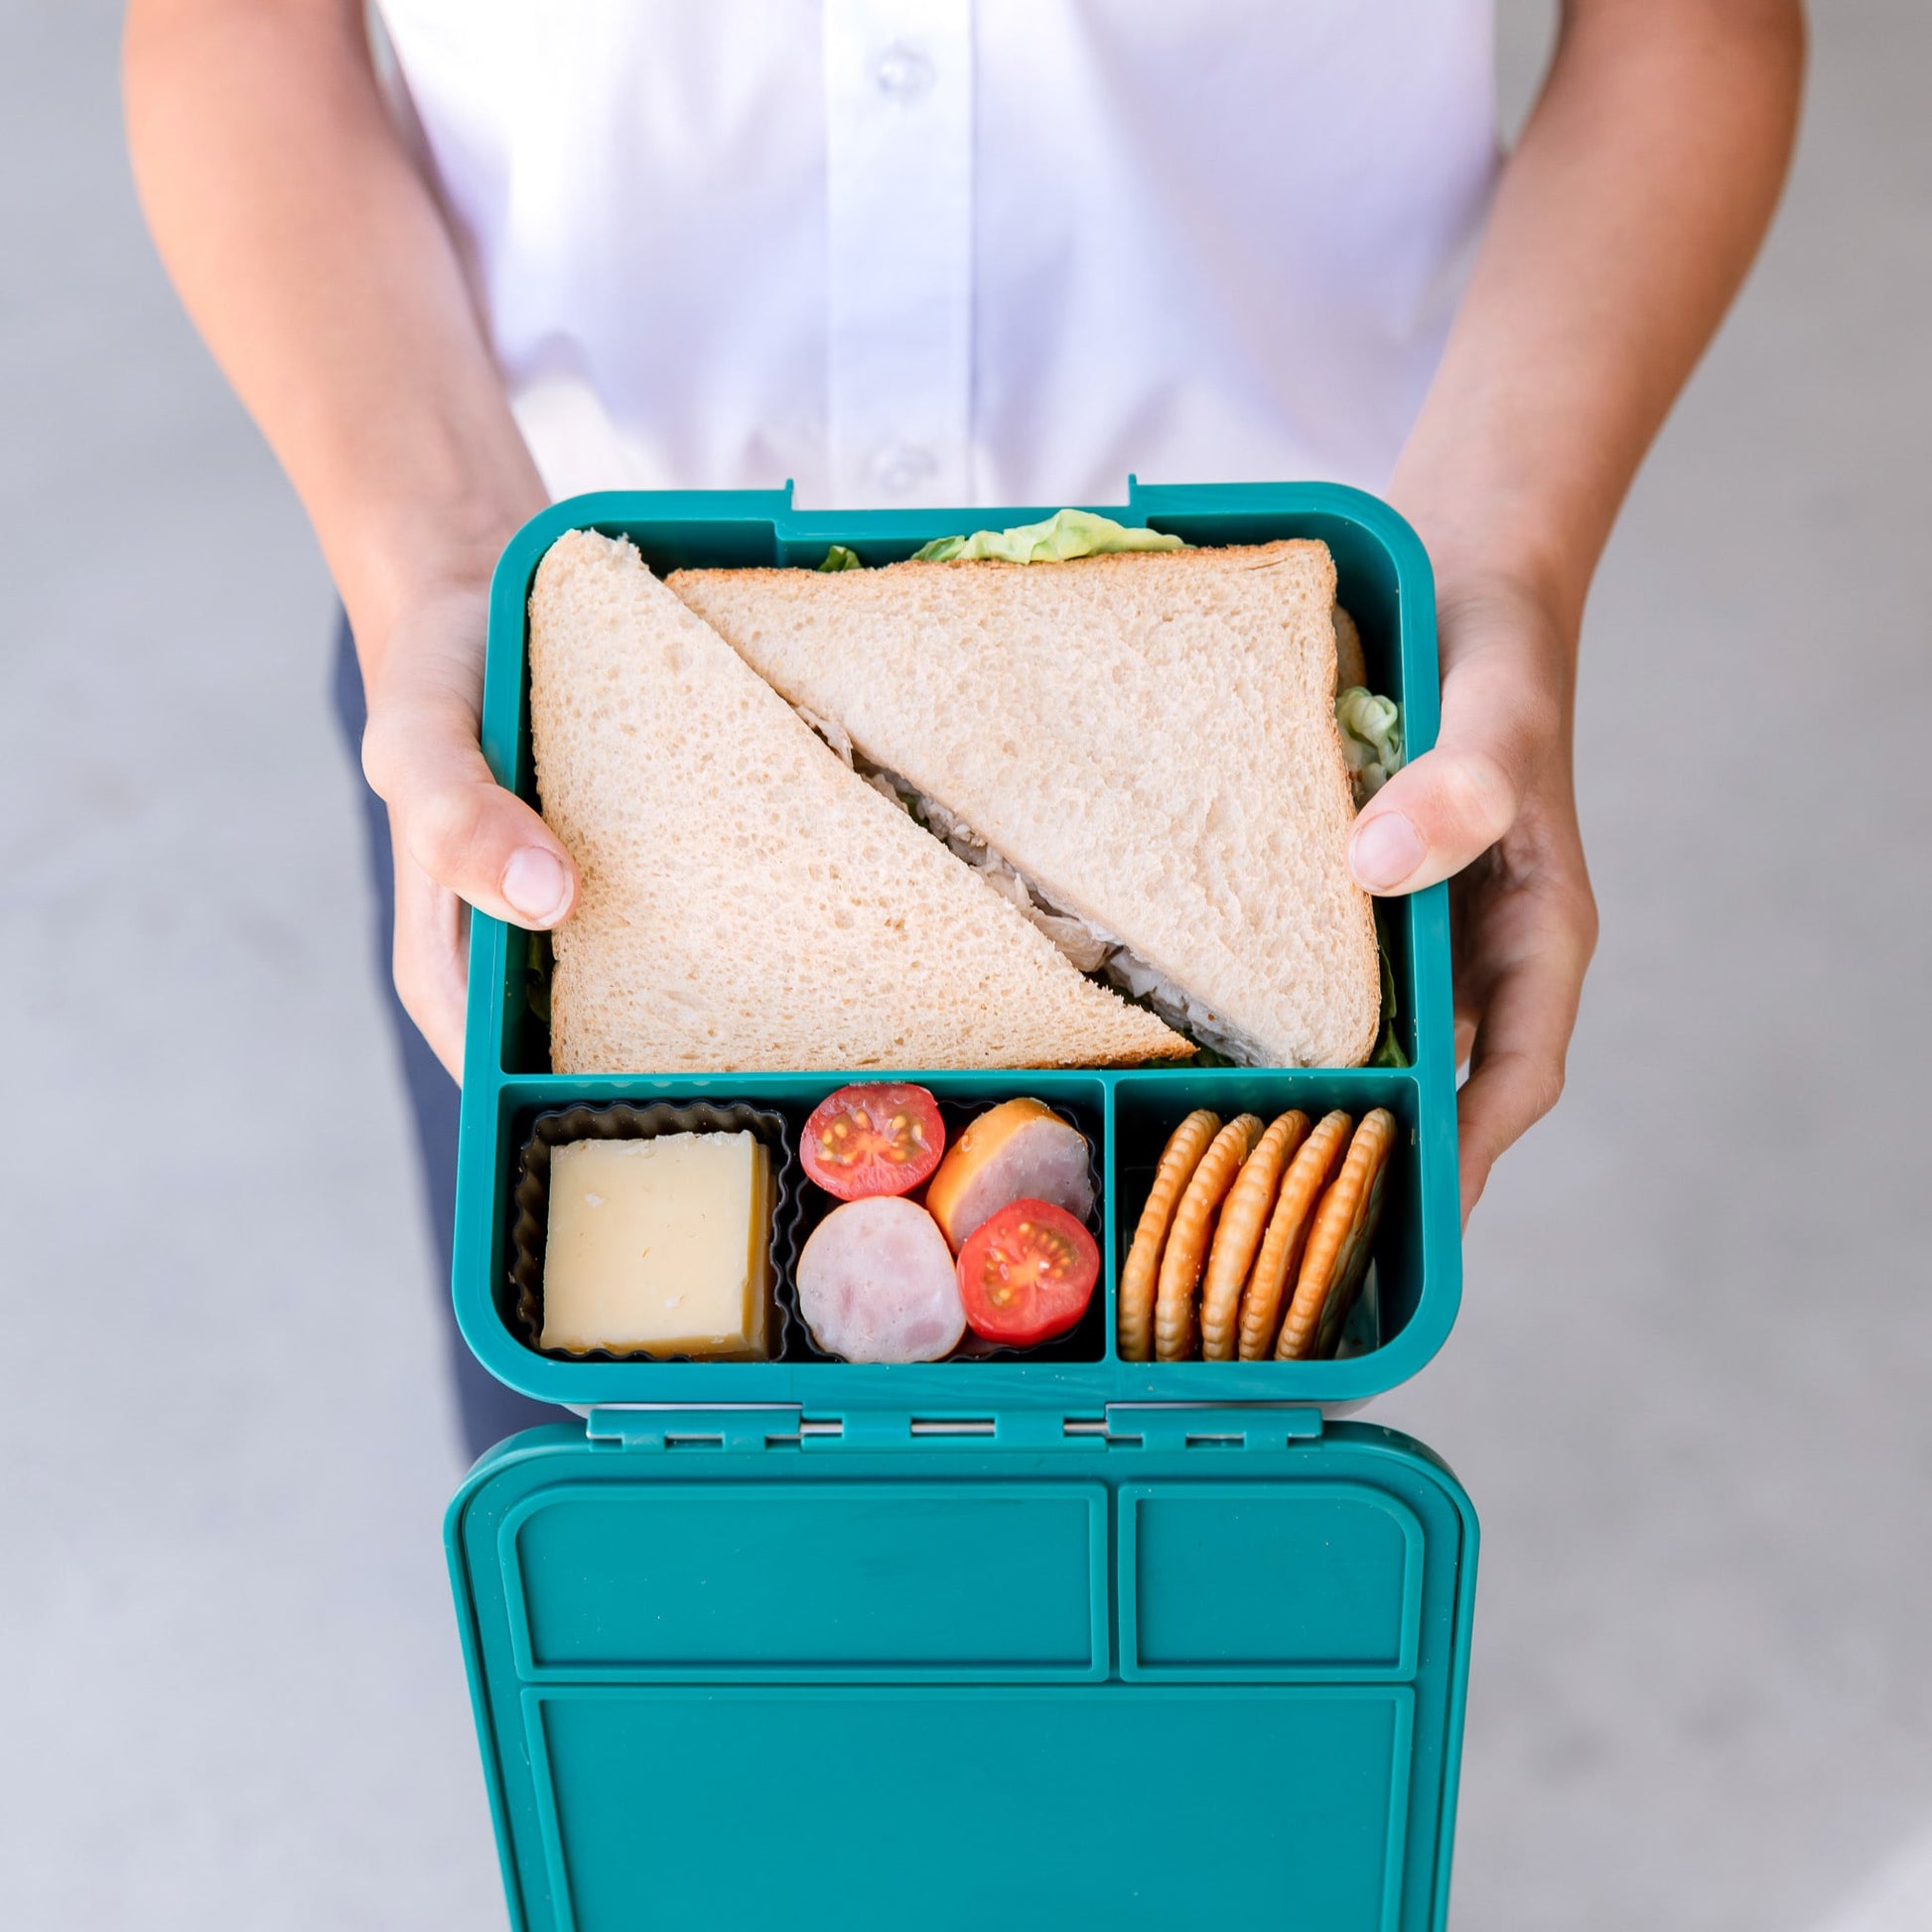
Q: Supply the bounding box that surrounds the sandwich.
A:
[526,530,1187,1073]
[668,525,1382,1066]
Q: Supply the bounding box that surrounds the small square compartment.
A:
[1117,1480,1426,1679]
[505,1099,798,1361]
[785,1075,1109,1365]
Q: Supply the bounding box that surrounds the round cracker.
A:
[1276,1108,1398,1361]
[1154,1114,1262,1361]
[1314,1155,1392,1359]
[1198,1112,1309,1360]
[1236,1110,1353,1360]
[1116,1110,1220,1362]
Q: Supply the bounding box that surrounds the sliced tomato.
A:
[956,1198,1099,1347]
[801,1083,946,1200]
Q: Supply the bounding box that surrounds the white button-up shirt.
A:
[377,0,1499,507]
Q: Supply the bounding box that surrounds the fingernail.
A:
[502,848,570,924]
[1350,811,1425,891]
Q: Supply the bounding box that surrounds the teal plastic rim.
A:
[455,479,1458,1407]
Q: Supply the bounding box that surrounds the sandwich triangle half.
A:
[527,531,1186,1073]
[668,541,1381,1067]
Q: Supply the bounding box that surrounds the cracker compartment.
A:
[1108,1069,1425,1385]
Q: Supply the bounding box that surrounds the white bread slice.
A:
[668,541,1379,1067]
[527,531,1186,1072]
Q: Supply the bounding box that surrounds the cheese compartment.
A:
[506,1101,798,1363]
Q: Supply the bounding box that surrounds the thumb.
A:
[361,690,579,928]
[1346,653,1555,895]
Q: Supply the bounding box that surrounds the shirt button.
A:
[871,444,937,494]
[874,43,934,103]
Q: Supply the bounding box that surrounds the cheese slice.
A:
[540,1131,774,1358]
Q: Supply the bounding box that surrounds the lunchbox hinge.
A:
[795,1411,1105,1450]
[1101,1404,1322,1451]
[584,1405,804,1451]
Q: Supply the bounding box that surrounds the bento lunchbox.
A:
[445,480,1476,1932]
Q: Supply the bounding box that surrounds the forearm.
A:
[1359,2,1801,1203]
[1394,0,1805,626]
[124,0,545,679]
[127,0,573,1079]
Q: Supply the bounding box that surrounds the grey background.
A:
[3,4,1927,1928]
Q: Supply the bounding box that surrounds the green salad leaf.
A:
[1367,912,1409,1068]
[911,506,1186,565]
[816,543,864,571]
[1337,686,1405,798]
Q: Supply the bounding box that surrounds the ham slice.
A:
[795,1196,965,1364]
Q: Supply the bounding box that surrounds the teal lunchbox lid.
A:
[448,1417,1476,1932]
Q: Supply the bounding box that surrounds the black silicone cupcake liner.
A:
[509,1101,800,1361]
[788,1092,1107,1365]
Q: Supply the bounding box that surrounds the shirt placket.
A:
[823,0,974,507]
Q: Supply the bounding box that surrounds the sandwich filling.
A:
[793,705,1269,1062]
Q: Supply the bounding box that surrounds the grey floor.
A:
[4,5,1930,1929]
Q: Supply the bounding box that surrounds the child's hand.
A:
[357,579,578,1080]
[1347,571,1596,1221]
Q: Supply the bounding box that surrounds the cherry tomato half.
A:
[955,1198,1099,1347]
[801,1082,946,1201]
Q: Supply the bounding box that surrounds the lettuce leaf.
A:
[816,543,864,571]
[911,506,1186,565]
[1336,686,1405,799]
[1368,913,1409,1068]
